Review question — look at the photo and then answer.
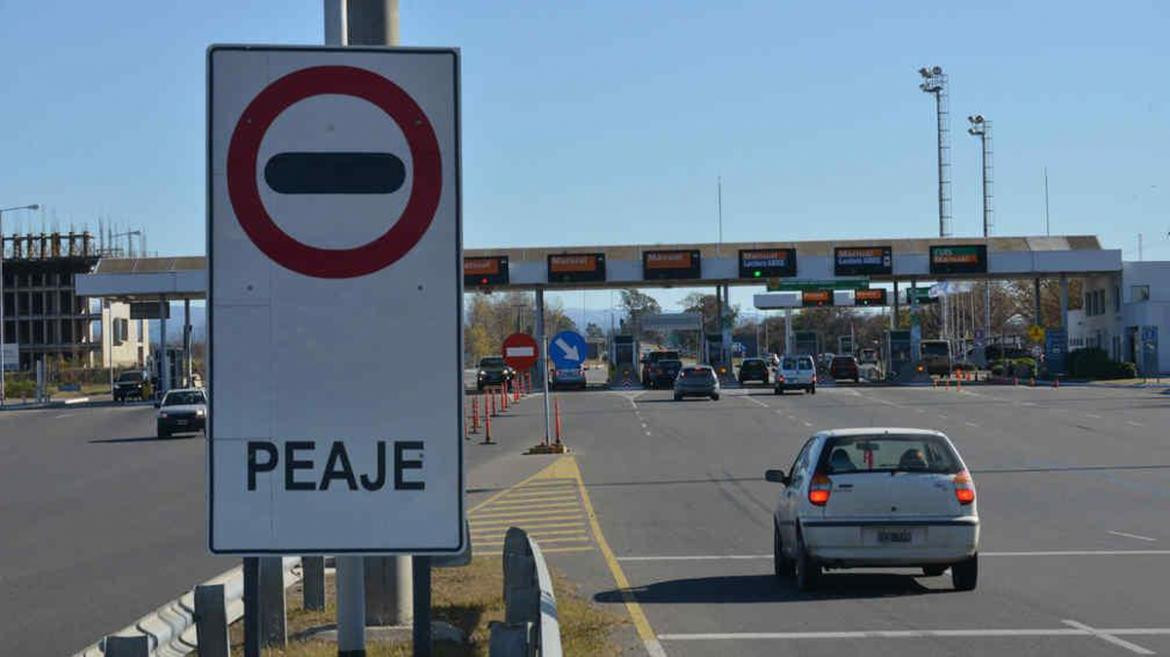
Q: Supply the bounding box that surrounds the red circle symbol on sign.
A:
[227,65,442,279]
[502,333,540,371]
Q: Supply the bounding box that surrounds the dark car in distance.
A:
[476,357,515,391]
[738,358,770,385]
[641,350,680,386]
[673,365,720,401]
[113,370,148,402]
[829,355,861,383]
[647,358,683,388]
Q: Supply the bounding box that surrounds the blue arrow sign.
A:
[549,330,587,369]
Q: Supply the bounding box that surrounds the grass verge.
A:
[216,556,624,657]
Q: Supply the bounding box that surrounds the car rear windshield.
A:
[479,357,505,367]
[818,434,962,475]
[832,356,856,365]
[798,358,813,370]
[163,391,205,406]
[681,367,714,378]
[650,351,680,361]
[741,359,764,368]
[117,372,143,382]
[658,359,682,368]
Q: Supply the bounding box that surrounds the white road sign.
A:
[208,45,462,554]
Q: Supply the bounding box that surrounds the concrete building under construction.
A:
[1,231,147,371]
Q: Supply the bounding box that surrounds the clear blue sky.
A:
[2,0,1167,317]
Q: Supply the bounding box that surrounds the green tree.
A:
[585,322,605,339]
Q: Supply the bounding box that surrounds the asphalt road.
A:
[4,381,1167,657]
[540,382,1170,657]
[0,398,543,657]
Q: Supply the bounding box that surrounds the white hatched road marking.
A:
[1062,619,1156,655]
[1109,530,1157,542]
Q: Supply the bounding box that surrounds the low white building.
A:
[1069,261,1169,374]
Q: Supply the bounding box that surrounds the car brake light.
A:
[953,470,976,505]
[808,473,832,506]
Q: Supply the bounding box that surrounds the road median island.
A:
[216,556,624,656]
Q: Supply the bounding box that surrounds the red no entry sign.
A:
[502,333,539,370]
[226,65,442,279]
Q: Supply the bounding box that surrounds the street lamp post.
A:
[918,66,951,238]
[968,115,994,355]
[1,203,41,406]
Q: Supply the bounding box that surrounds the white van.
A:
[775,355,817,394]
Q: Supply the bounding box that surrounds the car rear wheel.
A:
[794,530,820,591]
[774,387,782,395]
[673,393,682,401]
[157,429,170,439]
[710,393,720,401]
[922,565,947,577]
[773,522,794,579]
[808,385,816,394]
[952,555,978,590]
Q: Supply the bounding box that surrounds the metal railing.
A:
[73,558,300,657]
[490,527,563,657]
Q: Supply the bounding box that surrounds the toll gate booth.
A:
[612,335,637,384]
[886,330,913,380]
[793,330,820,357]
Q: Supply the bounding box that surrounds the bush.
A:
[1067,348,1136,380]
[4,377,35,399]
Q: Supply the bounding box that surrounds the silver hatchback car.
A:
[766,428,980,591]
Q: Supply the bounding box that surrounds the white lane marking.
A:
[1062,619,1155,655]
[658,627,1170,643]
[1126,420,1144,427]
[53,413,76,419]
[645,431,652,437]
[964,421,980,427]
[937,413,949,419]
[801,420,813,428]
[1085,413,1103,419]
[915,408,926,414]
[617,549,1170,562]
[1109,530,1157,542]
[744,395,770,408]
[644,639,669,657]
[1020,401,1037,407]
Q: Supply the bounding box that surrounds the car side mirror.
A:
[764,469,787,485]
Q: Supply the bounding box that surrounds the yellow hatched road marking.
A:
[470,520,586,532]
[473,529,591,540]
[486,494,581,506]
[476,535,592,547]
[471,508,586,521]
[469,514,584,528]
[476,499,581,510]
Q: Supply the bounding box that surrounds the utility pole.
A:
[323,4,411,657]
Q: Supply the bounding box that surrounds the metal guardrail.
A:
[490,527,563,657]
[73,558,300,657]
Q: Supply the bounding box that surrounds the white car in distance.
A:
[766,428,979,591]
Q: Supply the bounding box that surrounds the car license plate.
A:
[176,420,188,426]
[877,529,913,544]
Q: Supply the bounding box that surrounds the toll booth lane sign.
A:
[548,253,606,284]
[642,249,701,281]
[207,46,462,554]
[929,244,988,275]
[834,246,892,276]
[464,256,508,287]
[739,248,797,279]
